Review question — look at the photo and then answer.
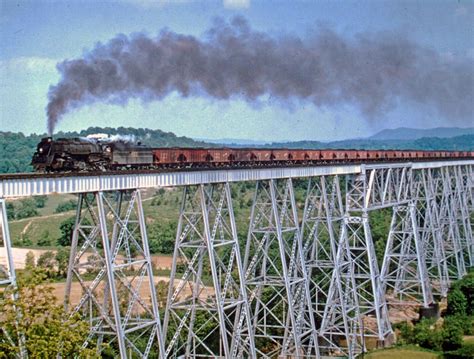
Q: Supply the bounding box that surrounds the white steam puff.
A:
[46,16,474,135]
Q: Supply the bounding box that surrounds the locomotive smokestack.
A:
[46,16,473,133]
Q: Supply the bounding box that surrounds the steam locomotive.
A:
[31,137,474,172]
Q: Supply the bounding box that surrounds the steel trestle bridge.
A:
[1,159,473,358]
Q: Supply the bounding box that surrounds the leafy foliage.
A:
[396,272,474,354]
[148,221,177,254]
[37,229,52,247]
[444,343,474,359]
[15,199,38,220]
[57,216,90,247]
[441,316,464,351]
[446,287,468,316]
[54,199,77,213]
[0,268,98,358]
[33,196,48,208]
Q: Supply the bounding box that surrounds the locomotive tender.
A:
[31,136,474,172]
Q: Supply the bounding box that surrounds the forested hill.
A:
[1,128,473,173]
[0,127,210,173]
[267,134,474,150]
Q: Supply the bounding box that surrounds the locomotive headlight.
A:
[39,148,43,153]
[105,146,111,153]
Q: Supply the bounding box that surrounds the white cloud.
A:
[0,56,58,73]
[223,0,250,10]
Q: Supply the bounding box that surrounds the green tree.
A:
[37,229,52,247]
[55,248,70,278]
[148,222,176,254]
[33,195,47,208]
[446,287,468,316]
[25,251,35,269]
[54,199,77,213]
[457,272,474,315]
[6,202,15,220]
[58,216,76,246]
[15,199,38,219]
[37,251,56,278]
[412,318,442,351]
[21,233,33,247]
[0,268,98,358]
[441,316,464,351]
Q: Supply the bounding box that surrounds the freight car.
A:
[31,137,474,172]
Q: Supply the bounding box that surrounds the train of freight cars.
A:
[31,136,474,172]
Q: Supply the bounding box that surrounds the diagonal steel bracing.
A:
[301,176,363,357]
[416,168,450,297]
[0,199,16,289]
[452,166,474,267]
[380,202,433,307]
[242,179,319,358]
[438,167,468,279]
[64,190,164,358]
[335,169,394,345]
[162,183,255,358]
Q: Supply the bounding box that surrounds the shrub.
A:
[25,251,36,269]
[458,272,474,315]
[37,251,56,278]
[15,199,38,219]
[0,268,98,358]
[446,287,468,316]
[6,202,15,220]
[148,222,176,254]
[37,230,52,247]
[393,321,414,345]
[441,316,464,351]
[54,200,77,213]
[412,318,442,351]
[33,195,47,208]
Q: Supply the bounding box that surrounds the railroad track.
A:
[1,157,471,181]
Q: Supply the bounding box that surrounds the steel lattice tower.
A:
[163,183,255,358]
[64,190,164,358]
[242,179,319,358]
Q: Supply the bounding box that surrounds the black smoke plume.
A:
[47,16,473,134]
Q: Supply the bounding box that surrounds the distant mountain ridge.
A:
[368,127,474,141]
[263,134,474,151]
[195,138,270,146]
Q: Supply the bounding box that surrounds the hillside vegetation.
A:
[0,127,210,173]
[1,127,473,173]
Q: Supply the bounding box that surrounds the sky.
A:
[0,0,473,141]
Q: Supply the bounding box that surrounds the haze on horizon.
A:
[1,0,473,142]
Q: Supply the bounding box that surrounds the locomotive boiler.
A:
[32,137,152,172]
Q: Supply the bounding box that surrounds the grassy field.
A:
[364,347,439,359]
[6,183,261,247]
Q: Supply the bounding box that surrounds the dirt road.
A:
[0,247,173,270]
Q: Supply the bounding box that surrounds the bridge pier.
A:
[0,199,16,289]
[417,168,450,298]
[302,175,363,357]
[438,167,467,279]
[163,183,255,358]
[242,179,319,358]
[65,190,164,358]
[380,201,433,307]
